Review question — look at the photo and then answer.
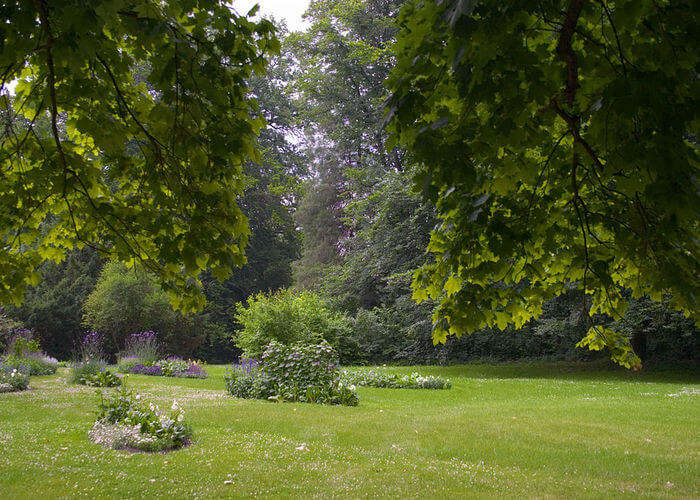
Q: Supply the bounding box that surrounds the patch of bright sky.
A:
[232,1,311,32]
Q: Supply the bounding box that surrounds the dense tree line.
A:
[1,0,696,366]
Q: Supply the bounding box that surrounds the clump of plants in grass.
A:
[128,356,207,379]
[0,363,30,393]
[89,387,192,452]
[69,360,122,387]
[68,332,122,387]
[1,328,58,375]
[121,330,162,364]
[116,331,207,379]
[341,369,452,389]
[225,341,359,406]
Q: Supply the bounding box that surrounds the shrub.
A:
[341,369,452,390]
[82,261,203,358]
[7,328,41,356]
[89,388,192,452]
[1,327,58,375]
[81,370,122,387]
[224,341,359,406]
[0,363,30,392]
[68,359,121,387]
[234,289,354,361]
[2,352,58,375]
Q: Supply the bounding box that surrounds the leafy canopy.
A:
[386,0,698,366]
[0,0,279,310]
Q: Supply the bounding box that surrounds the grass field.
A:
[0,363,698,498]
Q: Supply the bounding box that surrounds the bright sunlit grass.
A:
[0,363,697,498]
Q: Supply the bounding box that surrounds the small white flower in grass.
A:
[295,443,309,451]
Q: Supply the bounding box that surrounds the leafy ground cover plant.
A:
[225,342,359,406]
[89,387,192,453]
[0,363,29,392]
[341,369,452,389]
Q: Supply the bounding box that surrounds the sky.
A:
[233,0,311,31]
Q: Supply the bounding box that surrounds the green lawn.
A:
[1,363,698,498]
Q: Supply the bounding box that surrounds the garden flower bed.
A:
[225,341,359,406]
[341,369,452,389]
[122,356,208,379]
[89,388,192,452]
[0,363,30,393]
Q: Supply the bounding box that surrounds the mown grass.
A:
[0,362,698,498]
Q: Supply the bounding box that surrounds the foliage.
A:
[90,387,191,452]
[0,363,30,393]
[0,313,24,354]
[225,341,359,406]
[289,0,407,288]
[341,369,451,389]
[82,370,122,388]
[195,34,305,363]
[124,356,207,379]
[68,359,107,384]
[121,331,162,365]
[4,248,102,360]
[234,289,354,362]
[155,357,207,379]
[611,296,699,363]
[69,360,122,387]
[386,0,699,367]
[83,263,202,357]
[2,352,58,376]
[116,356,141,374]
[78,331,104,362]
[6,329,41,357]
[0,0,280,310]
[223,358,267,400]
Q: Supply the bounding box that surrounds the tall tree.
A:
[387,0,698,366]
[291,0,407,287]
[199,35,305,360]
[0,0,278,309]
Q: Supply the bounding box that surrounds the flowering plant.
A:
[224,342,358,406]
[89,387,192,452]
[128,357,207,379]
[121,331,161,364]
[116,356,141,374]
[69,360,122,387]
[0,362,29,392]
[79,331,104,362]
[2,352,58,375]
[341,369,452,390]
